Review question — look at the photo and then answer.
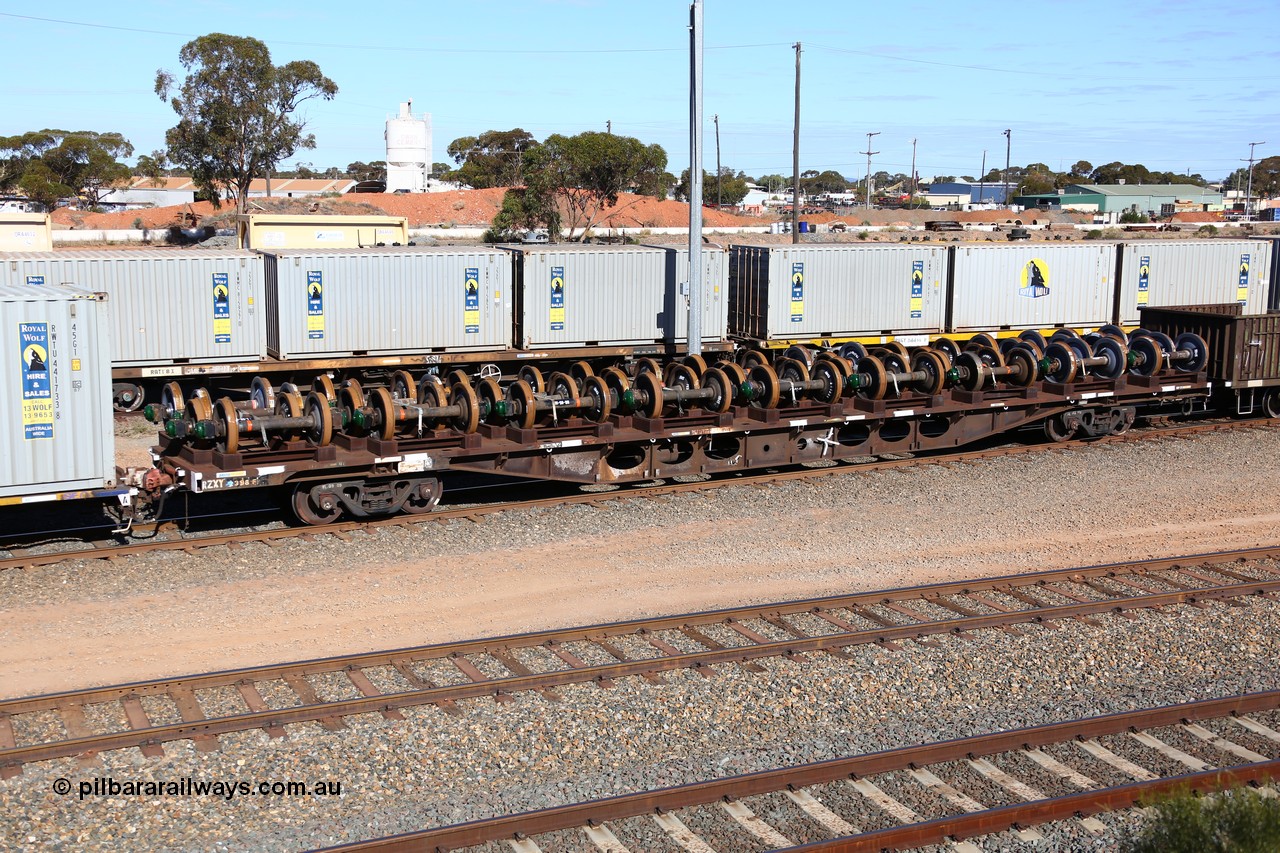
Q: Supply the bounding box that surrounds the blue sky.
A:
[2,0,1276,184]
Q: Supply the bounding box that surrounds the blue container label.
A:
[212,272,231,344]
[550,266,565,331]
[306,271,325,340]
[19,321,53,440]
[790,263,804,322]
[464,267,480,333]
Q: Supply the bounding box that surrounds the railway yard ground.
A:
[0,423,1278,849]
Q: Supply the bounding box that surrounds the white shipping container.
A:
[0,250,265,367]
[0,283,116,499]
[642,245,730,344]
[1117,240,1272,323]
[509,246,674,348]
[728,244,948,341]
[263,247,512,358]
[949,243,1117,331]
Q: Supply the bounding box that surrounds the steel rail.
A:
[2,549,1277,773]
[313,690,1280,852]
[4,544,1280,716]
[1,419,1271,572]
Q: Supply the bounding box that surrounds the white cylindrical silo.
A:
[384,101,431,193]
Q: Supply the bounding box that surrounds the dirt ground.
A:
[2,427,1278,698]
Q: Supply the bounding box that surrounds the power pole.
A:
[792,42,801,244]
[978,150,987,206]
[862,131,880,209]
[1244,141,1266,218]
[910,137,918,201]
[688,0,703,355]
[1002,128,1011,207]
[714,113,722,209]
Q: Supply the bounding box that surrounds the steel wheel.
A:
[250,376,276,411]
[304,391,334,446]
[312,374,337,403]
[401,478,442,514]
[292,485,341,525]
[391,370,416,401]
[700,366,734,412]
[506,379,538,429]
[749,363,781,408]
[449,381,480,434]
[1043,414,1076,443]
[516,365,545,395]
[582,376,612,422]
[369,386,396,440]
[635,370,666,418]
[215,397,239,454]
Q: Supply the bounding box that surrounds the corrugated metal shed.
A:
[0,283,115,498]
[262,246,512,358]
[0,250,266,366]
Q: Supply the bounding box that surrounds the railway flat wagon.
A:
[507,245,682,348]
[949,242,1117,332]
[262,246,513,359]
[0,250,266,367]
[1116,240,1273,324]
[728,244,948,345]
[0,283,121,504]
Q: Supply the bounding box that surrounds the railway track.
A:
[1,417,1272,573]
[317,691,1280,852]
[2,546,1277,781]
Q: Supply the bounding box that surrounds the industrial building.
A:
[1015,183,1224,218]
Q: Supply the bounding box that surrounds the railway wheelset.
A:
[143,328,1211,525]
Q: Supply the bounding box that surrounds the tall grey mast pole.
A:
[688,0,704,355]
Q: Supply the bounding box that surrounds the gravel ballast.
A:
[1,426,1278,850]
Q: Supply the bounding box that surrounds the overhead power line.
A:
[0,13,786,55]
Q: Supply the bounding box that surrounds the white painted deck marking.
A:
[721,800,794,848]
[1075,739,1158,780]
[968,757,1107,835]
[651,813,717,853]
[583,823,632,852]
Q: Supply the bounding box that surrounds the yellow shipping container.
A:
[236,213,409,250]
[0,213,53,252]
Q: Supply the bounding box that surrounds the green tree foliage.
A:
[756,174,787,193]
[801,169,849,195]
[1122,787,1280,852]
[487,188,561,242]
[675,167,749,206]
[0,129,134,210]
[430,162,452,180]
[345,161,386,183]
[446,129,538,188]
[523,131,669,240]
[1119,209,1150,223]
[155,33,338,212]
[1250,156,1280,197]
